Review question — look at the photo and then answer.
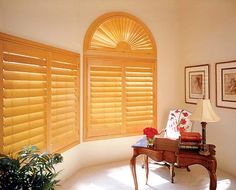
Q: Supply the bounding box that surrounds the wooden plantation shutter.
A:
[2,41,47,154]
[84,12,157,140]
[85,58,156,140]
[50,53,80,152]
[88,60,123,137]
[84,12,157,141]
[0,33,80,154]
[125,63,156,134]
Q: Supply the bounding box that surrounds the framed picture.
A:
[185,64,210,104]
[216,60,236,109]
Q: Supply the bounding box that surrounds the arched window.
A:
[83,12,157,141]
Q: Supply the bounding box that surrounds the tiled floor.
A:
[57,159,236,190]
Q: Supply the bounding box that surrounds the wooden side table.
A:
[130,137,217,190]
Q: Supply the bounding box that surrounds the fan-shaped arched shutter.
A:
[84,12,157,141]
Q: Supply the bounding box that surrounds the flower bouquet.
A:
[143,127,158,147]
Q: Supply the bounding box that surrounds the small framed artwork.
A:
[185,64,210,104]
[216,60,236,109]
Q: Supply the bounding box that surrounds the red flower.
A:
[180,118,186,125]
[143,127,158,139]
[182,112,188,117]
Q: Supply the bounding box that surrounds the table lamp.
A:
[190,99,220,156]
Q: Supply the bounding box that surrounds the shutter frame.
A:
[0,41,4,153]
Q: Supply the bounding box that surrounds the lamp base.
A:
[199,144,210,156]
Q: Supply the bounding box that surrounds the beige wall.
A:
[180,0,236,177]
[0,0,183,180]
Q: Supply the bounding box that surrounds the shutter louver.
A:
[50,53,80,152]
[2,42,47,154]
[88,63,122,137]
[125,64,155,133]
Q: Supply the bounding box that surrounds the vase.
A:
[147,137,155,147]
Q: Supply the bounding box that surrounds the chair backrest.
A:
[165,109,192,139]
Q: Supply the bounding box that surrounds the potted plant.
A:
[0,145,63,190]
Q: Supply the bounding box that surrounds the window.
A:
[0,33,80,154]
[83,12,157,141]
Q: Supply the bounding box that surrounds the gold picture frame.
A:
[216,60,236,109]
[185,64,210,104]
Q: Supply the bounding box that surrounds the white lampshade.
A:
[190,99,220,122]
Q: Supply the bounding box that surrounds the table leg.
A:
[210,173,217,190]
[130,156,138,190]
[144,155,149,184]
[205,159,217,190]
[208,170,217,190]
[170,163,175,183]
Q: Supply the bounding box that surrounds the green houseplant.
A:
[0,145,63,190]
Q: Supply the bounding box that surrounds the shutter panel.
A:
[88,62,123,137]
[85,59,157,139]
[50,53,80,152]
[0,33,80,154]
[125,63,155,133]
[2,41,47,154]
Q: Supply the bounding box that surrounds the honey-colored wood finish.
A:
[83,12,157,141]
[0,32,80,154]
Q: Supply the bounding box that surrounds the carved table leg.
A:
[142,156,145,168]
[207,159,217,190]
[144,155,149,184]
[170,163,175,183]
[130,156,138,190]
[201,159,217,190]
[209,171,217,190]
